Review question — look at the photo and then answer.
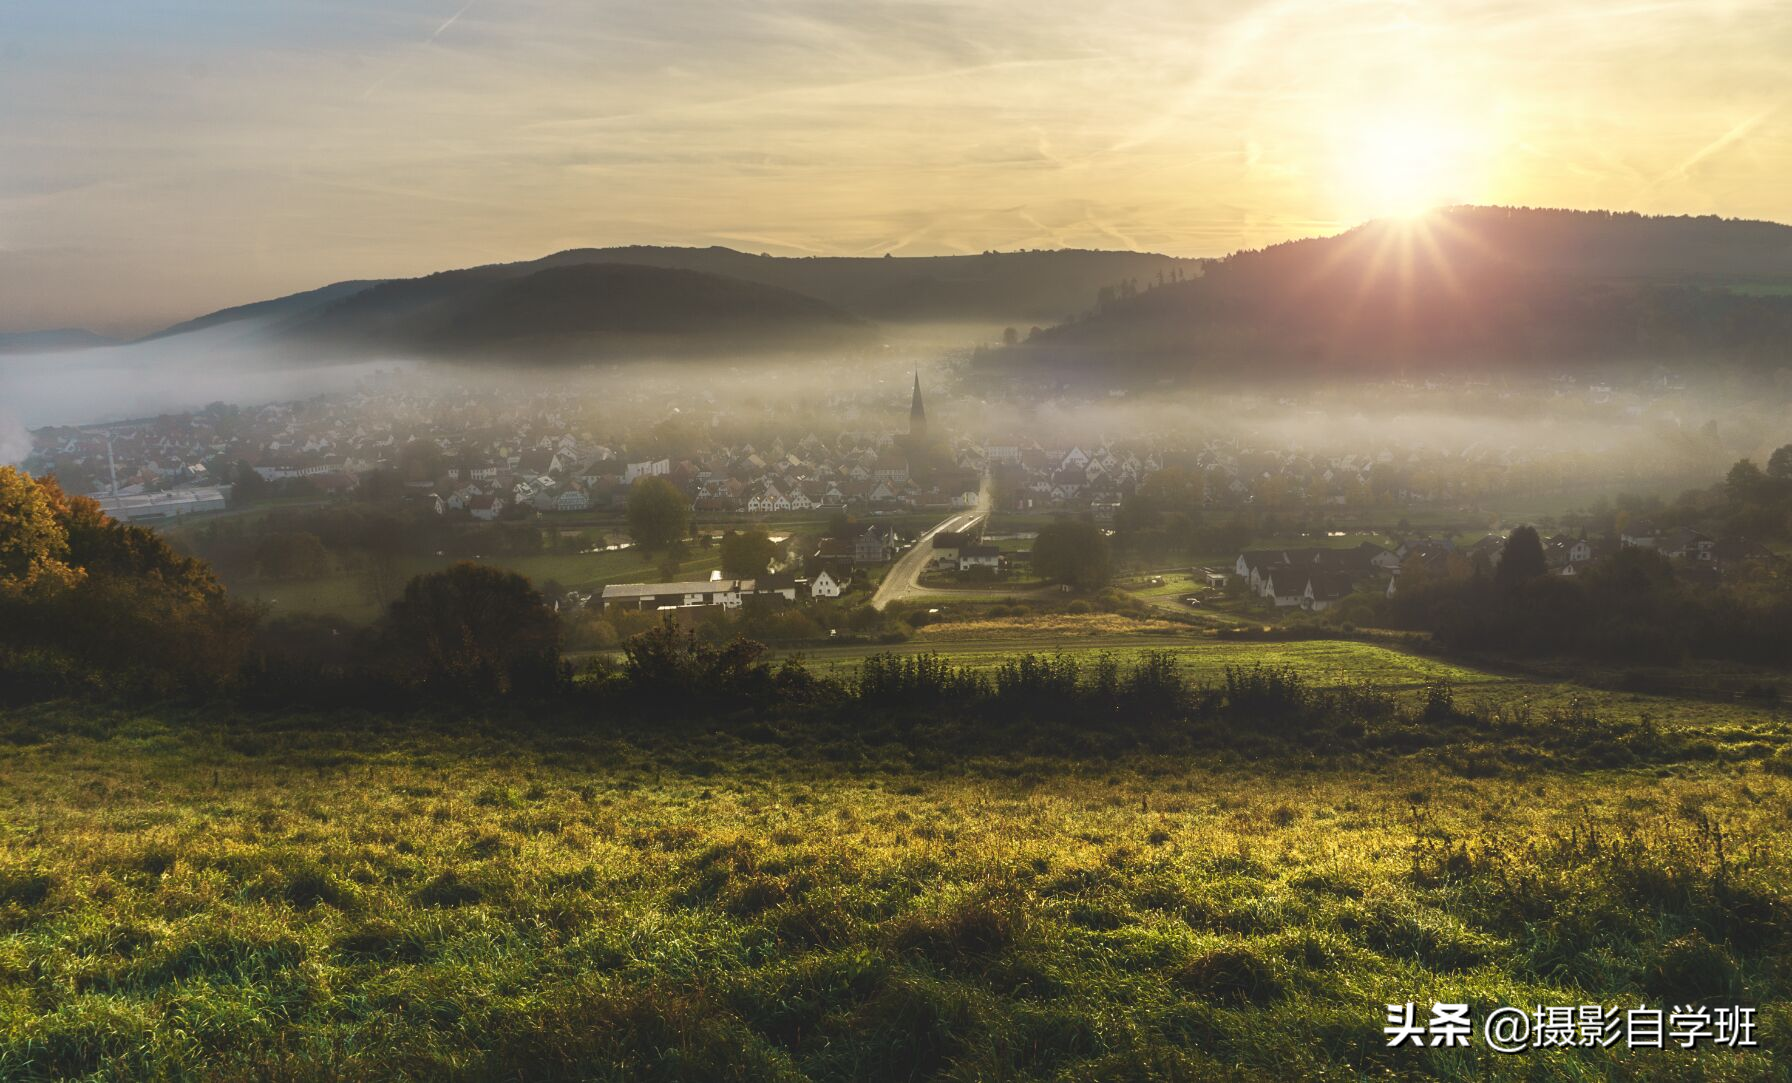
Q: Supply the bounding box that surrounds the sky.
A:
[2,0,1790,336]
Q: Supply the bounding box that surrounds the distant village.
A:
[19,370,1775,622]
[22,371,1713,530]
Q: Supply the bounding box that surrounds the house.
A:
[1260,566,1307,607]
[756,570,804,602]
[931,529,974,569]
[811,568,849,598]
[1658,527,1715,562]
[623,459,671,483]
[469,495,505,521]
[854,525,896,565]
[600,579,754,612]
[1301,571,1355,612]
[957,544,1002,572]
[813,537,856,569]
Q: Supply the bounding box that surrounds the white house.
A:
[624,458,672,483]
[958,544,1002,572]
[1261,568,1306,607]
[811,568,848,598]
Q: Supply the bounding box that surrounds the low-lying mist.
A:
[6,324,1788,500]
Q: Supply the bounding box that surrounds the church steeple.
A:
[909,371,927,438]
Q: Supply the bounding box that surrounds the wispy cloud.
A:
[2,0,1790,332]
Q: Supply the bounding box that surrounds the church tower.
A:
[909,372,927,440]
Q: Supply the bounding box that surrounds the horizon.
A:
[8,202,1792,342]
[5,0,1791,335]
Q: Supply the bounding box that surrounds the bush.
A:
[372,563,564,697]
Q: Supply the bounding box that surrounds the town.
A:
[20,365,1737,530]
[17,367,1782,636]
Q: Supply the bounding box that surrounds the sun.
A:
[1342,112,1472,220]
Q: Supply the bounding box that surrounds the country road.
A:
[868,508,989,610]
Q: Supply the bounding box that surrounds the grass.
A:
[785,623,1502,690]
[3,644,1792,1079]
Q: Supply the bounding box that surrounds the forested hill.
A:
[141,247,1208,357]
[528,246,1204,324]
[982,207,1792,382]
[266,263,876,362]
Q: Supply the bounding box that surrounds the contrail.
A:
[427,0,478,44]
[362,0,479,99]
[1634,98,1785,198]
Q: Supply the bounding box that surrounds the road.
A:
[869,509,989,610]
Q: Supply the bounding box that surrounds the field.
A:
[3,634,1791,1081]
[786,619,1493,687]
[226,548,731,625]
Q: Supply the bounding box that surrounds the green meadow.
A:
[3,635,1791,1081]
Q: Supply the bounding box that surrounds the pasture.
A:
[2,636,1790,1079]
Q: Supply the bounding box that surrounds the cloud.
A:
[3,0,1791,331]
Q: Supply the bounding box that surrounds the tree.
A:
[0,467,80,596]
[374,563,561,695]
[1727,458,1768,501]
[397,439,443,483]
[6,476,255,692]
[1002,326,1019,347]
[1495,525,1547,588]
[1768,444,1792,481]
[626,476,690,554]
[230,461,269,506]
[620,619,773,702]
[720,529,780,579]
[1032,520,1112,591]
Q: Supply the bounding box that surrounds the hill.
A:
[984,207,1792,382]
[142,247,1205,352]
[274,262,875,361]
[529,245,1204,324]
[139,279,382,344]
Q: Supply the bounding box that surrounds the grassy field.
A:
[2,666,1790,1080]
[781,621,1498,690]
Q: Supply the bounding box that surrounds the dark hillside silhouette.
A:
[989,207,1792,381]
[141,247,1207,352]
[284,263,874,361]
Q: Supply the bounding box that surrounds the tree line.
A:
[1371,524,1792,669]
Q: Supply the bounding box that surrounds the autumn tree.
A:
[3,473,256,692]
[0,466,80,597]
